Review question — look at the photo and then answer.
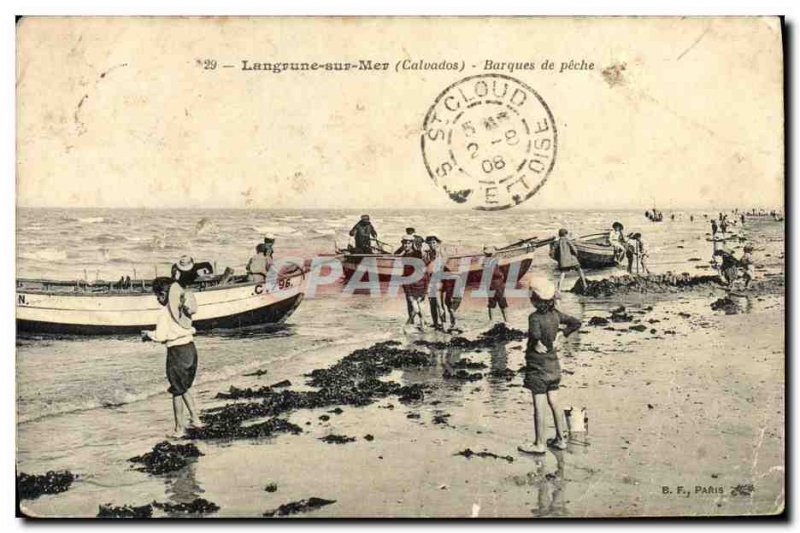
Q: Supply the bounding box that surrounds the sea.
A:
[15,207,784,481]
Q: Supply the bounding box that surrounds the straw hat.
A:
[401,234,415,242]
[526,277,556,301]
[175,255,194,272]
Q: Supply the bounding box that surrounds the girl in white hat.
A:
[519,277,581,454]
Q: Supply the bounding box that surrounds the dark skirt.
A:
[166,342,198,396]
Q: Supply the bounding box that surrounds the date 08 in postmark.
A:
[421,74,557,210]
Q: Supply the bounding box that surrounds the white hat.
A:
[176,255,195,272]
[526,276,556,300]
[401,234,415,242]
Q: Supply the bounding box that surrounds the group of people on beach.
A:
[606,222,650,276]
[347,215,517,333]
[707,210,758,289]
[142,207,770,442]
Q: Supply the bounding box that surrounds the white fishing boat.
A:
[16,268,305,335]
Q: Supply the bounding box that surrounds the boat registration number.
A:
[253,277,293,294]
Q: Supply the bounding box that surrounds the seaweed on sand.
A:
[187,417,302,440]
[128,441,203,475]
[263,497,336,517]
[97,503,153,518]
[194,325,529,442]
[152,498,220,515]
[415,323,526,351]
[189,342,434,440]
[573,274,723,297]
[319,434,356,444]
[17,470,76,500]
[455,448,514,463]
[450,358,487,370]
[443,368,483,381]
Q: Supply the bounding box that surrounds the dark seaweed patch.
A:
[17,470,76,500]
[128,441,203,474]
[263,497,336,517]
[319,434,356,444]
[152,498,220,515]
[573,274,724,297]
[456,448,514,463]
[97,503,153,518]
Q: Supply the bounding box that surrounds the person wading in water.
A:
[399,235,426,330]
[142,276,203,438]
[424,235,446,331]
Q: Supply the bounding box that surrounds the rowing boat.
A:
[16,267,305,335]
[554,233,621,269]
[336,237,545,284]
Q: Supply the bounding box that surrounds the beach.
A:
[16,208,785,518]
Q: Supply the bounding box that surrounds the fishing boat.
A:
[336,236,546,284]
[16,267,306,335]
[554,233,621,269]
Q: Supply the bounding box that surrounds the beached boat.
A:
[336,237,545,284]
[553,233,621,269]
[16,268,305,335]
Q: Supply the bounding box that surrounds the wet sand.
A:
[18,274,784,518]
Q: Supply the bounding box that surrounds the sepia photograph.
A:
[14,15,785,518]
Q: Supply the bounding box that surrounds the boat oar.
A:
[371,237,391,254]
[497,236,539,250]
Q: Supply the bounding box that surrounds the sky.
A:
[16,17,784,210]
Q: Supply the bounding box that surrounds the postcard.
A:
[16,16,784,518]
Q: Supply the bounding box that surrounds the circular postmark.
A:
[421,74,557,210]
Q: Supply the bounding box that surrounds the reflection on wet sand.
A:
[163,462,204,508]
[510,450,567,517]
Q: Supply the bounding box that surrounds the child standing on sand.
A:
[142,276,202,438]
[518,277,581,455]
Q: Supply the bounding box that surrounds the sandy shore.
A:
[18,273,784,518]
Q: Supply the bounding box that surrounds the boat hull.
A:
[16,274,305,335]
[550,234,619,270]
[339,250,536,284]
[574,242,618,269]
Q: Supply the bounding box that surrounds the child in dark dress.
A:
[519,277,581,454]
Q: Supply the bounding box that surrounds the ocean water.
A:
[15,208,784,463]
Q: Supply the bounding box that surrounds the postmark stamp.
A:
[421,74,557,210]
